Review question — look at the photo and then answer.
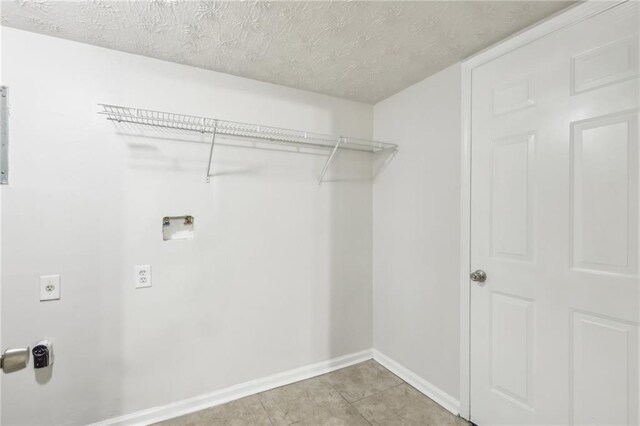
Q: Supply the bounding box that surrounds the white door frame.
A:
[458,0,629,420]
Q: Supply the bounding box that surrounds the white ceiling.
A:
[1,1,573,104]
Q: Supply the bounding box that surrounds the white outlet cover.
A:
[40,275,61,301]
[135,265,152,289]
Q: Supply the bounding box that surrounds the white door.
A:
[470,2,639,425]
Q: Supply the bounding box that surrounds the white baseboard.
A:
[92,348,461,425]
[91,349,373,426]
[372,349,461,416]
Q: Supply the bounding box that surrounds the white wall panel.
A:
[572,111,638,275]
[492,78,535,116]
[1,28,373,425]
[490,293,534,407]
[572,312,639,425]
[373,64,462,401]
[572,37,639,94]
[491,133,534,261]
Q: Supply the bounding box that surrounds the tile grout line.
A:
[348,380,407,425]
[267,361,371,425]
[347,398,374,426]
[348,380,406,405]
[258,395,276,426]
[389,381,470,425]
[263,373,358,426]
[369,361,470,424]
[323,377,373,426]
[320,362,406,426]
[345,364,406,405]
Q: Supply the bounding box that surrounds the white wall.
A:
[373,64,462,401]
[1,28,374,425]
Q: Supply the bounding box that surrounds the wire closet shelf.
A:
[98,104,398,184]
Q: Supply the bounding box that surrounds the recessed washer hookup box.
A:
[162,215,194,241]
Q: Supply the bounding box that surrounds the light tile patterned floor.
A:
[158,360,469,426]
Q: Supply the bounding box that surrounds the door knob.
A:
[470,270,487,283]
[1,347,30,373]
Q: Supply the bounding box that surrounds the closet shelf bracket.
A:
[205,121,218,183]
[318,137,343,185]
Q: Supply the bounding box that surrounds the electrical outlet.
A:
[135,265,152,289]
[40,275,61,301]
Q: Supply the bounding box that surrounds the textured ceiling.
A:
[0,1,573,103]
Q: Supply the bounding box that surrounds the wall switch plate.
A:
[40,275,60,301]
[135,265,152,289]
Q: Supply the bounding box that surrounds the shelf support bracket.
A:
[373,147,399,179]
[205,121,218,183]
[0,86,8,185]
[318,137,343,185]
